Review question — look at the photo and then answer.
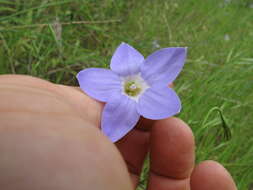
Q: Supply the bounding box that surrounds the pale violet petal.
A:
[141,47,187,86]
[102,95,140,142]
[110,42,144,76]
[77,68,121,102]
[137,86,181,120]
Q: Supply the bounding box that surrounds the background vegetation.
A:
[0,0,252,189]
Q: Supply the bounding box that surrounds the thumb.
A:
[56,85,104,128]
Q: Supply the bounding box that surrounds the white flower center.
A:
[121,74,150,102]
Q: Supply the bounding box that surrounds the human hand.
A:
[0,75,237,190]
[58,76,238,190]
[116,117,237,190]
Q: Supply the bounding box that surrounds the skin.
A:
[0,74,237,190]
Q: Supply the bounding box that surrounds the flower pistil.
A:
[122,74,150,101]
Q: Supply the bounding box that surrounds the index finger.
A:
[148,117,195,190]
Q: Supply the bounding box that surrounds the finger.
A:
[135,117,155,131]
[0,75,133,190]
[0,74,58,93]
[0,75,104,128]
[190,160,237,190]
[148,117,195,190]
[56,85,103,127]
[116,128,150,187]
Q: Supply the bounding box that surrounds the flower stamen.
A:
[124,81,141,97]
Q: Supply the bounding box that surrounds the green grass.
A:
[0,0,253,189]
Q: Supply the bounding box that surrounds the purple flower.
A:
[77,42,187,142]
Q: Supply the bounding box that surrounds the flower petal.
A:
[77,68,121,102]
[102,95,140,142]
[137,86,181,120]
[141,47,187,86]
[110,42,144,76]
